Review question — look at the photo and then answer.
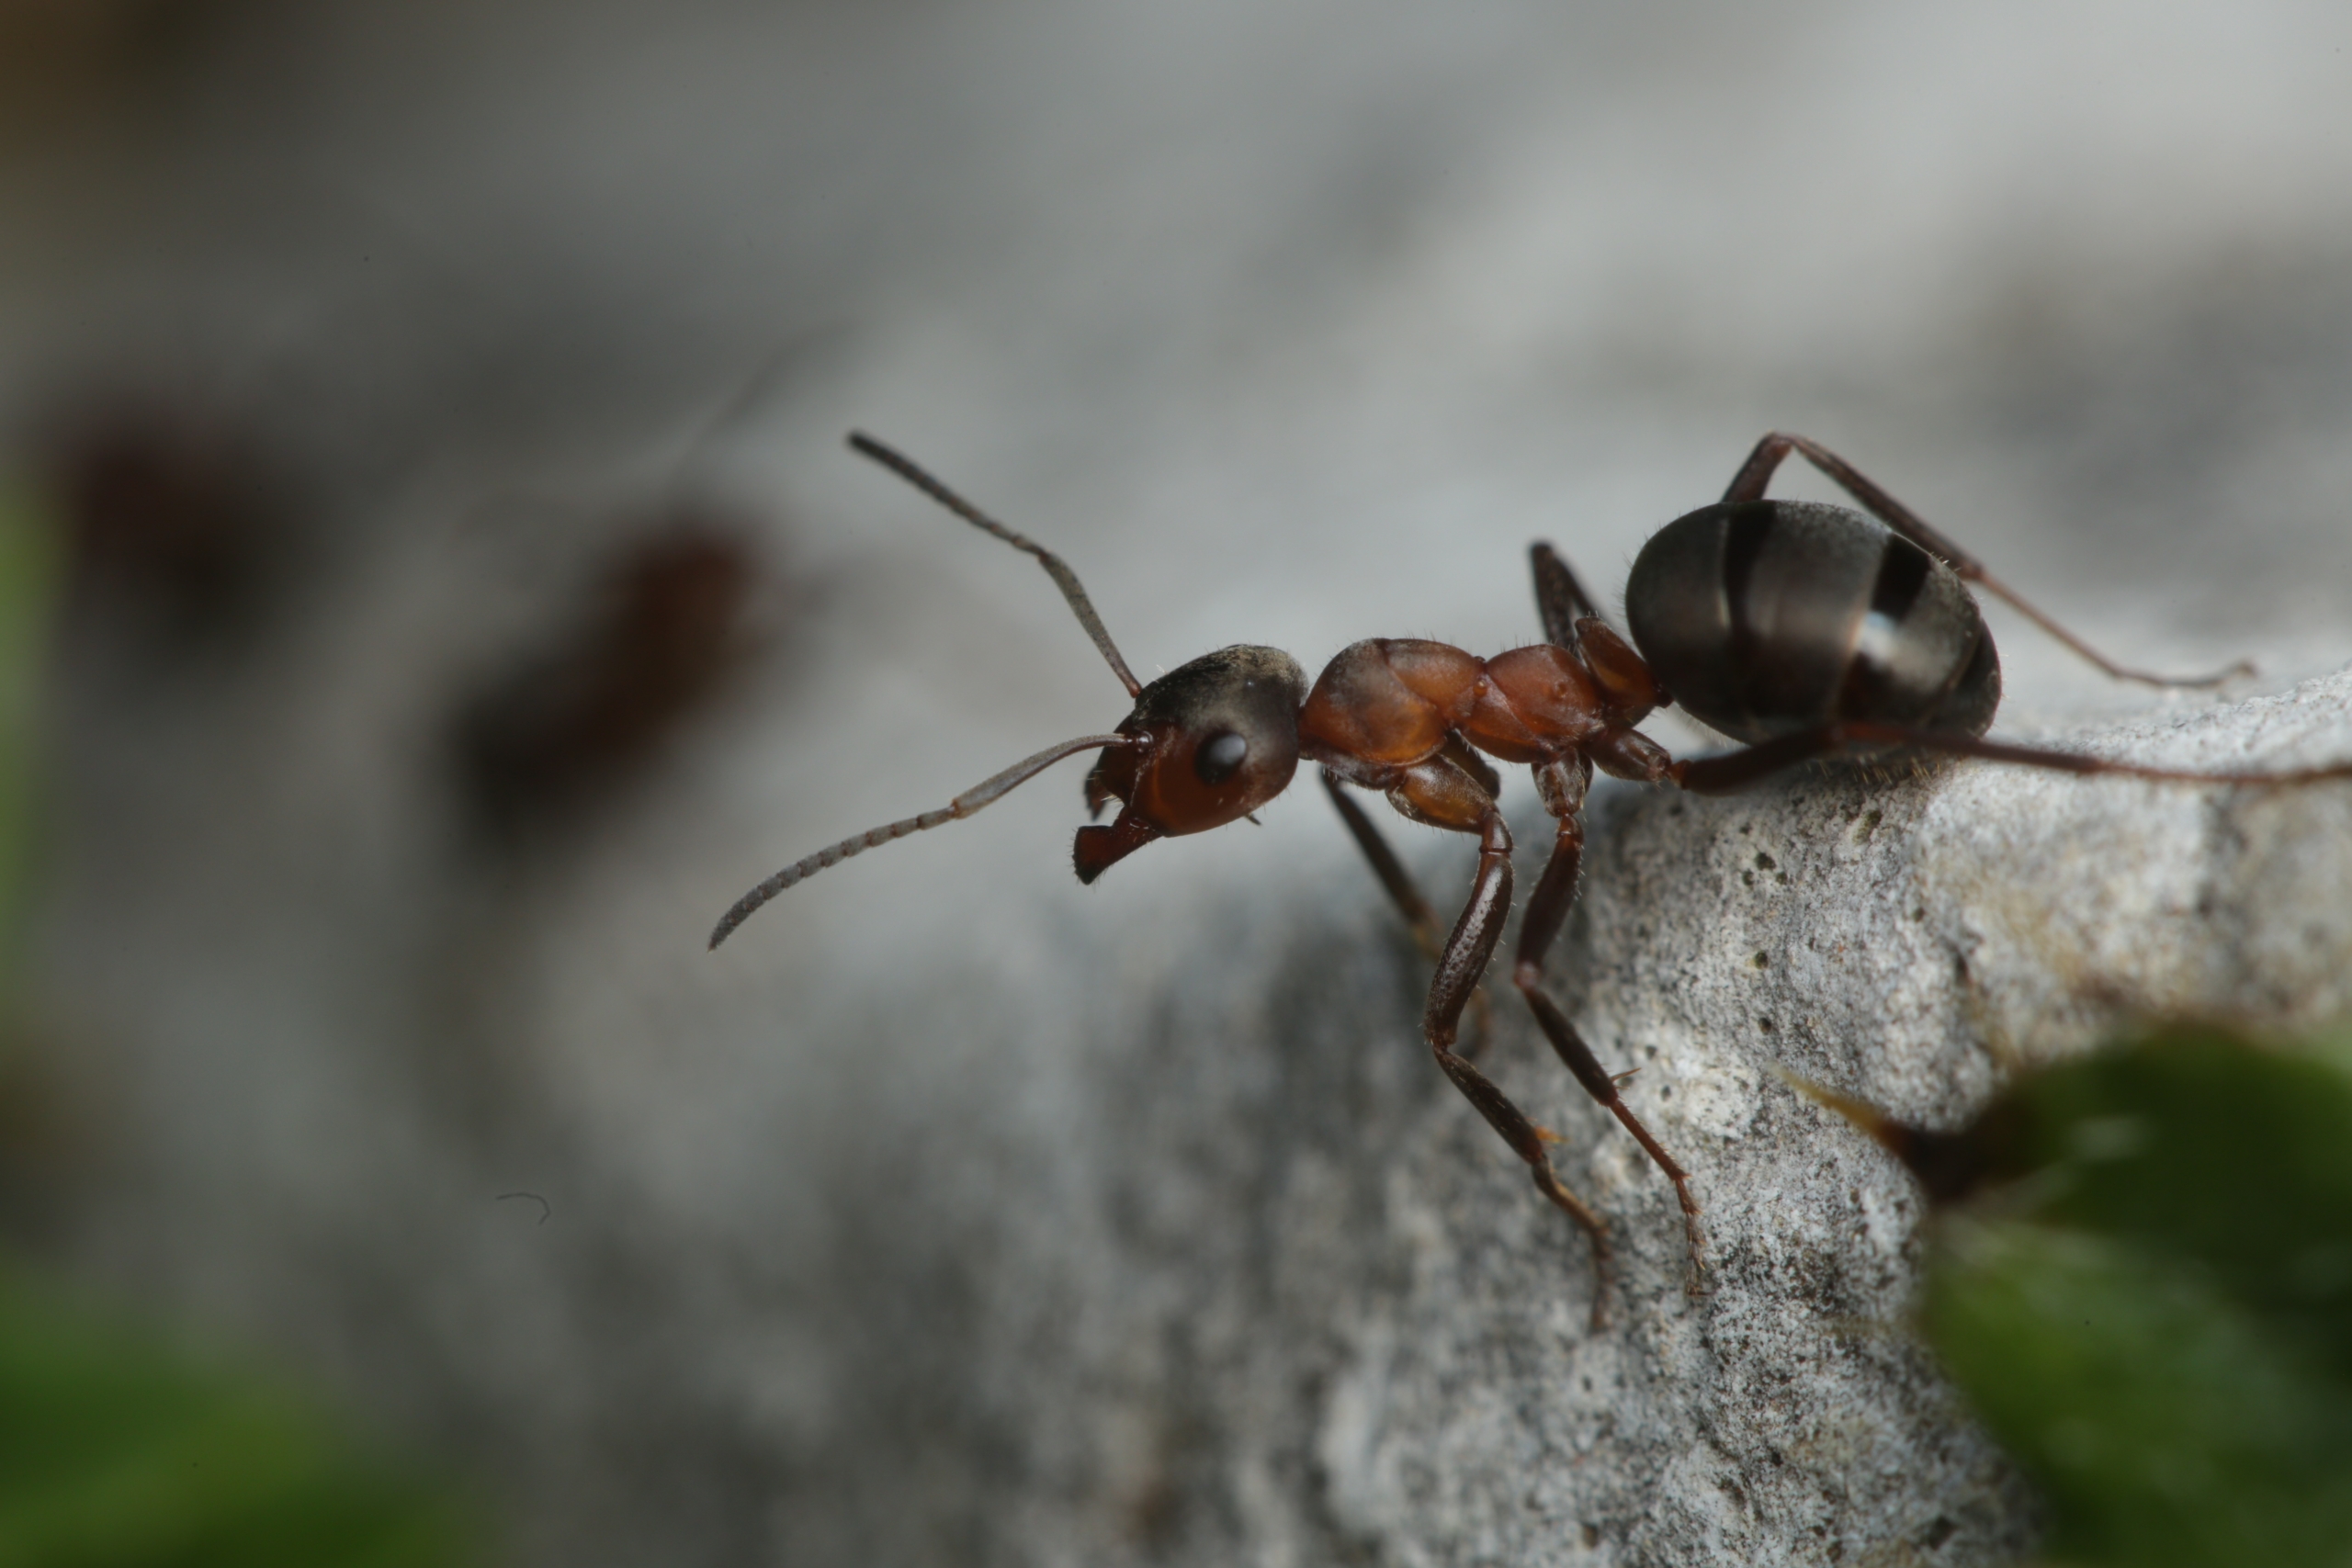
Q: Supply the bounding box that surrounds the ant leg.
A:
[1722,432,2249,689]
[1513,759,1704,1286]
[1325,769,1442,942]
[1670,718,2352,796]
[1390,759,1612,1322]
[1531,542,1603,649]
[1325,767,1493,1054]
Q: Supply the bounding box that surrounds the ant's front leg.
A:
[1722,432,2247,689]
[1668,719,2352,796]
[1324,764,1494,1055]
[1385,755,1613,1322]
[1325,769,1444,944]
[1512,757,1705,1288]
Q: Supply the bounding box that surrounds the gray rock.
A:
[696,668,2352,1567]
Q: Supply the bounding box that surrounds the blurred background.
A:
[0,1,2348,1563]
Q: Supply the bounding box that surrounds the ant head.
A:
[1076,645,1306,883]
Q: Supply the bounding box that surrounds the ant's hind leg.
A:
[1668,718,2352,796]
[1722,432,2249,689]
[1396,761,1612,1325]
[1512,760,1705,1286]
[1323,770,1494,1055]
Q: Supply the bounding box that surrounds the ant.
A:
[710,430,2352,1324]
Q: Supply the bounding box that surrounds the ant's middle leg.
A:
[1722,431,2249,689]
[1668,718,2352,797]
[1512,758,1705,1285]
[1386,757,1612,1320]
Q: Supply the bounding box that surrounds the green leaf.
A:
[1917,1028,2352,1568]
[1929,1219,2352,1567]
[0,1268,481,1568]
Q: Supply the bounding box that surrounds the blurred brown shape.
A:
[453,521,763,843]
[0,0,262,133]
[1786,1073,2018,1207]
[43,400,300,649]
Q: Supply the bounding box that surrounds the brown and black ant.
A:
[710,430,2352,1322]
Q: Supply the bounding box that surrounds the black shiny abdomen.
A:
[1623,500,2000,745]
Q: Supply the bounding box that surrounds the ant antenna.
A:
[847,432,1144,698]
[664,339,827,486]
[708,732,1139,949]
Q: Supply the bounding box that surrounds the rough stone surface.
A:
[52,662,2352,1568]
[711,670,2352,1568]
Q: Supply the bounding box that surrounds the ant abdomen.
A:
[1625,499,2001,746]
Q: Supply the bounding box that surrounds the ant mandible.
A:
[710,430,2352,1324]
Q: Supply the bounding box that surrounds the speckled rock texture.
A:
[741,669,2352,1568]
[29,630,2352,1568]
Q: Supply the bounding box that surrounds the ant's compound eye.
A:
[1193,730,1249,785]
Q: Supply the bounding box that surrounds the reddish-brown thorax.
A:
[1297,632,1663,776]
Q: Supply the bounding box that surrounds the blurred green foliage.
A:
[0,482,481,1567]
[0,1268,478,1568]
[1917,1027,2352,1568]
